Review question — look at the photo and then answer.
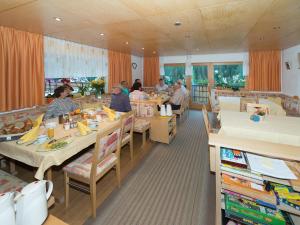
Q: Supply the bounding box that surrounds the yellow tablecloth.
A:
[218,110,300,147]
[0,119,119,180]
[218,96,286,116]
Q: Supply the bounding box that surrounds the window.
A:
[192,65,208,85]
[213,64,244,88]
[163,64,185,85]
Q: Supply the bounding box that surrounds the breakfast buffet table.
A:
[0,118,119,180]
[218,110,300,147]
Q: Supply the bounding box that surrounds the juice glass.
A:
[47,128,55,138]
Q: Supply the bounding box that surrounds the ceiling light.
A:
[54,17,62,22]
[174,21,181,26]
[125,41,129,45]
[142,47,144,50]
[100,33,104,36]
[153,51,156,54]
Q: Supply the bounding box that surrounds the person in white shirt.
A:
[169,83,185,110]
[129,82,149,100]
[155,78,168,92]
[177,79,188,96]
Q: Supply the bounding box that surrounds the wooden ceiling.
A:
[0,0,300,56]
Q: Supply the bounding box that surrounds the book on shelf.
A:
[222,174,277,205]
[225,195,286,225]
[221,148,248,169]
[221,164,263,181]
[222,170,264,185]
[222,189,277,209]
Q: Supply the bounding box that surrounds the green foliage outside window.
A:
[163,65,185,85]
[192,65,208,86]
[214,64,245,88]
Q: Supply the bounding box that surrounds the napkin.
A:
[77,121,92,135]
[20,126,39,143]
[33,114,44,127]
[103,106,116,121]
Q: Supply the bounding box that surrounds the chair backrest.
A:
[246,103,270,115]
[202,105,210,135]
[92,122,122,173]
[121,111,134,135]
[240,97,258,112]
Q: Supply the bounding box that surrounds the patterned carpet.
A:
[85,110,216,225]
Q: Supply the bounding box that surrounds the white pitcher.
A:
[166,104,172,116]
[160,105,166,116]
[0,192,16,225]
[15,180,53,225]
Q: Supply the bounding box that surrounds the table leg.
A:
[9,160,17,175]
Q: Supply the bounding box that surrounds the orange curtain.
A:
[0,26,44,112]
[108,50,132,92]
[144,56,160,87]
[248,50,281,91]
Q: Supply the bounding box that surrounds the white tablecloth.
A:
[218,96,286,116]
[0,119,119,180]
[218,110,300,147]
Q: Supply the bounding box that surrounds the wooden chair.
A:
[133,118,151,147]
[173,98,185,120]
[120,111,134,160]
[202,106,218,173]
[63,122,122,218]
[246,103,270,115]
[202,105,219,135]
[240,97,258,112]
[208,92,220,113]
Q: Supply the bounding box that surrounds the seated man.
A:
[110,85,132,112]
[44,86,79,119]
[155,78,168,92]
[177,79,188,96]
[129,82,149,100]
[169,83,185,110]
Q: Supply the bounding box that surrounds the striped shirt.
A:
[44,98,79,119]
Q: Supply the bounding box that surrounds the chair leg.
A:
[64,172,69,208]
[142,131,146,146]
[116,160,121,188]
[9,160,17,175]
[90,181,97,218]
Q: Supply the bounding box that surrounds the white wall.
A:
[131,55,143,85]
[159,52,249,76]
[282,44,300,96]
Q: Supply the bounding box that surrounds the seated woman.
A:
[44,86,79,119]
[129,82,149,100]
[110,85,131,112]
[130,79,142,92]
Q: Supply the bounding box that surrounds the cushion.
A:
[0,170,27,194]
[63,152,117,179]
[134,119,150,133]
[122,133,131,145]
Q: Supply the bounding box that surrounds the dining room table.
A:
[0,116,120,180]
[218,96,286,116]
[218,110,300,147]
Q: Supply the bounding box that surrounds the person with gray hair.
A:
[110,85,132,112]
[177,79,188,96]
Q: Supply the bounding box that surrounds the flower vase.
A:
[95,91,101,99]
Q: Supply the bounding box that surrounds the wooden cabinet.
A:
[209,134,300,225]
[150,115,176,144]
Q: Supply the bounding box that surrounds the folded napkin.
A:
[34,114,44,127]
[20,126,39,143]
[77,121,92,135]
[103,106,116,121]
